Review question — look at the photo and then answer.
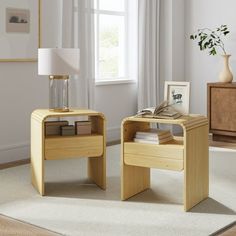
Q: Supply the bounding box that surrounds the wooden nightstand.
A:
[31,109,106,195]
[207,82,236,142]
[121,115,209,211]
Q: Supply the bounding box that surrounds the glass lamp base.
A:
[49,75,69,112]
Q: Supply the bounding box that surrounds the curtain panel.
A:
[61,0,95,109]
[138,0,160,110]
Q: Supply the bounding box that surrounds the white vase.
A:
[219,55,233,83]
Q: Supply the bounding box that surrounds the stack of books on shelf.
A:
[134,129,173,144]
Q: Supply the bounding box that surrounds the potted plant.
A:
[190,25,233,83]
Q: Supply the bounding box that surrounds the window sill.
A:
[95,79,137,86]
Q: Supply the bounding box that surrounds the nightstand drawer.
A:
[124,140,184,171]
[45,134,103,160]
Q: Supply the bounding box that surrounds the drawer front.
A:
[124,142,184,171]
[45,135,103,160]
[210,87,236,131]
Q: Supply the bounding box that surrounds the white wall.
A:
[0,0,137,164]
[95,83,137,141]
[185,0,236,114]
[0,0,57,164]
[159,0,185,100]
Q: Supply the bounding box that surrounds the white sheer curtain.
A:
[61,0,95,109]
[138,0,160,110]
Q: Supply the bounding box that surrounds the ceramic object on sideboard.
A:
[219,54,233,83]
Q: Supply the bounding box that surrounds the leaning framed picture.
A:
[164,81,190,114]
[0,0,41,62]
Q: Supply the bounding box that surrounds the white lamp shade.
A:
[38,48,80,75]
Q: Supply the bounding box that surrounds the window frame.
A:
[94,0,131,84]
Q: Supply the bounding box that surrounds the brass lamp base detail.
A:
[49,108,70,112]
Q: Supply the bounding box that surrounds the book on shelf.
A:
[45,120,69,136]
[133,128,174,144]
[134,136,173,144]
[61,125,75,136]
[136,100,182,119]
[75,120,92,135]
[135,129,171,138]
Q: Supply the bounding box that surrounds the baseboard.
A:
[107,126,120,142]
[0,159,30,170]
[0,143,30,165]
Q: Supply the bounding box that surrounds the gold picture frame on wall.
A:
[0,0,41,62]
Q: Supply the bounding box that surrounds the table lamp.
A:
[38,48,80,112]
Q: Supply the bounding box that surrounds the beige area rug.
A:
[0,145,236,236]
[0,214,61,236]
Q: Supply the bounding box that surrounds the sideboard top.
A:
[207,82,236,87]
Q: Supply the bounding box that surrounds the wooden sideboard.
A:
[207,82,236,142]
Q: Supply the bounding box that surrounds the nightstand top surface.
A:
[123,115,208,130]
[32,109,105,121]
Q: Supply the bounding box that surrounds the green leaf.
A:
[209,47,217,56]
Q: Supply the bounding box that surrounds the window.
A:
[94,0,137,83]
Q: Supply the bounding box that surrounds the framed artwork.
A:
[0,0,41,62]
[164,81,190,114]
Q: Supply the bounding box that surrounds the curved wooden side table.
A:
[31,109,106,195]
[121,115,209,211]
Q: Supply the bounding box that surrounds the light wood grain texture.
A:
[45,135,103,160]
[121,115,209,211]
[124,154,183,171]
[124,139,184,171]
[88,116,106,189]
[124,139,184,159]
[31,112,45,195]
[184,124,209,211]
[121,120,150,200]
[31,109,106,195]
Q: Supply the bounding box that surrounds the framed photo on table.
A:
[164,81,190,115]
[0,0,41,62]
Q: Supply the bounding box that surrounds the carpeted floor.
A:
[0,145,235,236]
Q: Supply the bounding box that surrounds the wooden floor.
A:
[209,139,236,150]
[219,226,236,236]
[0,214,61,236]
[212,222,236,236]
